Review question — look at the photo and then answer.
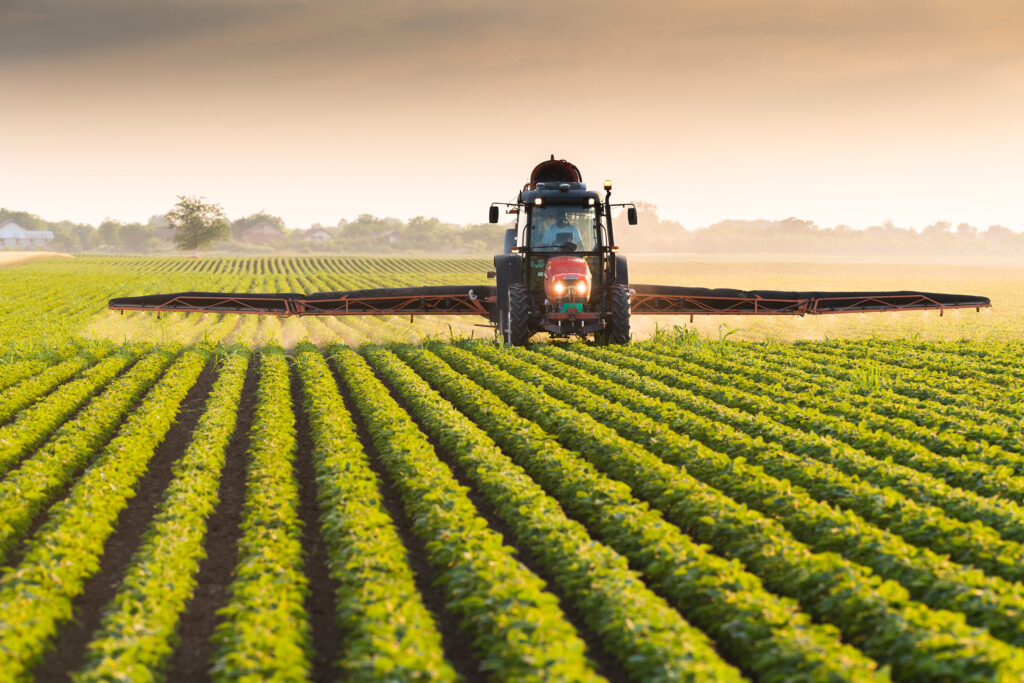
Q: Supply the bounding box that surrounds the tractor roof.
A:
[519,183,601,206]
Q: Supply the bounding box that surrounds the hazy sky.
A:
[2,1,1022,230]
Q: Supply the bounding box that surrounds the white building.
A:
[302,228,332,242]
[0,219,54,248]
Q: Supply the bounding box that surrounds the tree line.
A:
[615,203,1024,257]
[3,198,1021,256]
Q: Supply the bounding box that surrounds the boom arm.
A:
[108,284,990,319]
[629,285,991,316]
[108,286,494,317]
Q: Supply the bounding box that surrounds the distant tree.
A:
[97,219,122,248]
[120,223,158,252]
[166,195,229,251]
[921,221,951,236]
[0,208,48,231]
[955,222,978,239]
[231,210,286,239]
[148,214,170,229]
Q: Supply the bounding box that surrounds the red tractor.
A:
[487,156,636,345]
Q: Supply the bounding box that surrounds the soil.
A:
[164,361,258,681]
[32,359,217,681]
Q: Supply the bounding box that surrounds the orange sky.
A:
[2,1,1022,230]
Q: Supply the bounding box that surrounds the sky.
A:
[2,0,1022,231]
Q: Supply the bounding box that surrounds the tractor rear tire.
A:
[506,283,530,346]
[608,284,631,345]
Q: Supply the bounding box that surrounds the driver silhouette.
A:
[543,211,582,247]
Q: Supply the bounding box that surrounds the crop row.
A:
[618,344,1024,504]
[661,343,1024,467]
[211,348,311,680]
[724,342,1024,453]
[539,344,1024,571]
[0,349,139,476]
[329,344,605,681]
[75,349,249,682]
[505,343,1024,646]
[0,352,103,424]
[0,347,209,680]
[789,341,1024,421]
[364,344,749,682]
[392,344,884,681]
[545,345,1024,550]
[423,342,1024,681]
[831,338,1024,387]
[0,359,49,392]
[292,343,455,681]
[0,347,180,561]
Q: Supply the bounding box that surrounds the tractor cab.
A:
[527,205,601,253]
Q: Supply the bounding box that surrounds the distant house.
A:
[380,229,401,245]
[0,219,54,248]
[242,221,285,245]
[302,228,332,242]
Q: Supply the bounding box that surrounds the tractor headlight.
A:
[576,281,588,295]
[553,281,566,295]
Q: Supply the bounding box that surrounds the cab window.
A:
[529,206,599,252]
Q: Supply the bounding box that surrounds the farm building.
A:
[301,227,332,242]
[0,219,54,248]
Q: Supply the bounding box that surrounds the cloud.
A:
[0,0,301,62]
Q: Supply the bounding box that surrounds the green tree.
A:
[231,210,285,239]
[166,195,229,251]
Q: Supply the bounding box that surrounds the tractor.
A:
[488,156,637,345]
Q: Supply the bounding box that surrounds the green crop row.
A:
[328,344,606,682]
[211,349,311,681]
[0,352,101,424]
[402,344,886,682]
[545,345,1024,587]
[431,342,1024,681]
[0,350,139,476]
[664,343,1024,470]
[0,360,47,392]
[517,343,1024,647]
[822,339,1024,395]
[365,344,746,682]
[751,342,1023,444]
[0,347,209,682]
[0,347,179,562]
[292,343,456,682]
[548,343,1024,552]
[622,343,1024,504]
[75,349,250,683]
[722,343,1024,464]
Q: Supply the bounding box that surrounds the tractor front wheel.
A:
[608,284,631,344]
[505,283,530,346]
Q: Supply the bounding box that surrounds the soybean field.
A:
[1,255,1023,681]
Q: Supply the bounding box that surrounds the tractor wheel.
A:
[608,284,631,345]
[505,283,530,346]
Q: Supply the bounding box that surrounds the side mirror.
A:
[489,205,500,224]
[627,207,638,225]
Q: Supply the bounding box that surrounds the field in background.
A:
[0,251,71,267]
[0,254,1018,350]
